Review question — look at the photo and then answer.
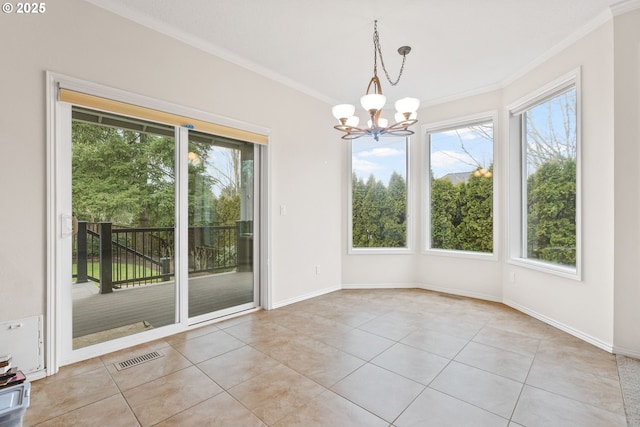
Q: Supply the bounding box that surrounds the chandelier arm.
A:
[342,132,367,140]
[334,124,368,134]
[387,119,418,131]
[383,128,415,137]
[365,76,383,96]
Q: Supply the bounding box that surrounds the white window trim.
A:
[506,68,582,280]
[422,111,499,261]
[347,136,414,255]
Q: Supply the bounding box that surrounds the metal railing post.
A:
[161,257,171,281]
[99,222,113,294]
[76,221,88,283]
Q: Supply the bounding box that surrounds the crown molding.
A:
[85,0,638,109]
[418,82,502,109]
[501,9,612,88]
[84,0,336,105]
[611,0,640,16]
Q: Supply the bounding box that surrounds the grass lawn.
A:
[72,262,160,284]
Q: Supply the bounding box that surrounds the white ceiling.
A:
[86,0,622,107]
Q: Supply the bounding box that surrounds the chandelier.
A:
[332,20,420,141]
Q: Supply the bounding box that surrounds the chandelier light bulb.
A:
[360,94,386,113]
[332,104,356,121]
[395,97,420,114]
[346,116,360,127]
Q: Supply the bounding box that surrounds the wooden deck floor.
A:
[72,272,254,339]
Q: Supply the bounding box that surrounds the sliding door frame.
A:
[46,72,271,374]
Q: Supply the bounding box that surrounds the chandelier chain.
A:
[373,20,407,86]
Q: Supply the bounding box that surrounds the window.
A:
[523,88,577,267]
[350,136,409,251]
[427,118,494,254]
[508,71,580,276]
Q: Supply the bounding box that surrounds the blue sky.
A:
[351,136,407,185]
[430,124,493,178]
[350,127,493,185]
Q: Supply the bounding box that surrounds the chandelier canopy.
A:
[332,21,420,141]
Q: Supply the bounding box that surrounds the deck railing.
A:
[73,222,241,293]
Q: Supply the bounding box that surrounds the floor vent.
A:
[115,351,163,371]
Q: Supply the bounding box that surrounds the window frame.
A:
[347,135,413,255]
[506,68,582,279]
[422,111,499,260]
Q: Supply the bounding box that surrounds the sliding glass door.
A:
[62,107,261,360]
[187,131,258,321]
[70,107,178,349]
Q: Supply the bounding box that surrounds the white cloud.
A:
[431,150,476,175]
[440,125,492,141]
[441,128,478,141]
[359,147,403,158]
[352,157,381,176]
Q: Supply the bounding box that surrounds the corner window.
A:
[508,71,580,277]
[350,136,409,251]
[426,118,494,255]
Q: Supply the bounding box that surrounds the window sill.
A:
[507,257,581,281]
[349,247,414,255]
[423,248,497,261]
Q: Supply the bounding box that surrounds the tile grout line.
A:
[505,336,541,423]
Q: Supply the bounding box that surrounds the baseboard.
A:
[26,369,47,382]
[270,283,621,356]
[504,298,614,353]
[418,282,503,303]
[339,283,617,354]
[613,346,640,359]
[342,282,502,303]
[341,283,419,290]
[270,285,342,309]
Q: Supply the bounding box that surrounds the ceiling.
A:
[86,0,622,107]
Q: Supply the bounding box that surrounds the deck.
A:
[72,272,254,343]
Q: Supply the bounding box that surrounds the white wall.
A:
[0,0,342,327]
[613,8,640,357]
[502,21,615,348]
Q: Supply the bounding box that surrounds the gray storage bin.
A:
[0,382,30,427]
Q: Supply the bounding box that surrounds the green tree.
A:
[351,172,407,248]
[457,167,493,252]
[72,122,176,227]
[360,175,388,246]
[430,174,460,249]
[383,172,407,247]
[430,166,493,252]
[527,159,576,266]
[351,173,369,247]
[215,193,241,226]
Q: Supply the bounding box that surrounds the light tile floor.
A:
[25,289,629,426]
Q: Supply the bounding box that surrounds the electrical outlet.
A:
[315,265,320,275]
